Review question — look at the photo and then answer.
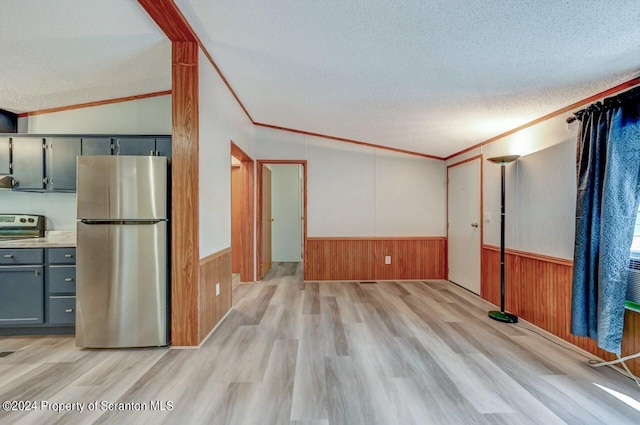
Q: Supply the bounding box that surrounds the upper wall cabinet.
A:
[81,138,112,156]
[4,134,171,193]
[45,137,81,192]
[0,137,10,175]
[114,137,171,157]
[12,137,45,191]
[155,137,172,157]
[114,137,156,156]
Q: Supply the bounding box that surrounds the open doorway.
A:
[230,142,255,283]
[257,160,307,280]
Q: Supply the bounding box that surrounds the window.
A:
[632,207,640,259]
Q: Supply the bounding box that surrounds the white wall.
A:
[446,113,579,260]
[1,95,172,231]
[271,164,302,261]
[1,191,76,231]
[198,47,256,258]
[25,95,172,134]
[255,127,446,237]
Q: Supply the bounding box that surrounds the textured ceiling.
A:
[176,0,640,157]
[0,0,170,114]
[2,1,639,157]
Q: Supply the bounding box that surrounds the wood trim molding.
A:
[18,90,171,117]
[171,41,200,346]
[231,141,255,282]
[307,236,446,241]
[446,77,640,161]
[200,247,232,265]
[138,0,196,41]
[257,160,308,280]
[447,154,483,169]
[482,244,574,267]
[255,122,443,160]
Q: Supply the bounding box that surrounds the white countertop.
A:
[0,231,76,248]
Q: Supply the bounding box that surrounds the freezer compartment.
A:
[77,156,167,220]
[76,221,168,348]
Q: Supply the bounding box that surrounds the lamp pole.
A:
[487,155,520,323]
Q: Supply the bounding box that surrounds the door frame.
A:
[231,142,255,282]
[446,154,483,290]
[256,159,307,280]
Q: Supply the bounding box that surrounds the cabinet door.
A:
[82,138,112,155]
[115,137,156,156]
[11,137,45,190]
[47,137,81,191]
[0,137,10,174]
[0,266,44,325]
[155,137,172,157]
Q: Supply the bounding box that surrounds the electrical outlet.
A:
[385,255,391,265]
[216,283,220,296]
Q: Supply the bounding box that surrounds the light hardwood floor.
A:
[0,262,639,424]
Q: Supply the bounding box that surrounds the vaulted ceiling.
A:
[2,0,640,157]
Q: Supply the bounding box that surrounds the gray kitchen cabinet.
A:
[11,137,45,191]
[48,297,75,324]
[0,250,44,325]
[47,247,76,325]
[48,247,76,264]
[0,248,43,265]
[114,137,156,156]
[81,137,112,155]
[155,137,172,157]
[48,266,76,293]
[0,267,44,325]
[46,137,81,191]
[0,136,10,174]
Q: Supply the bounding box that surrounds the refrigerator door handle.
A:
[80,219,164,225]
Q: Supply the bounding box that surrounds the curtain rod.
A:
[566,82,640,124]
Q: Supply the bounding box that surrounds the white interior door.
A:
[448,158,481,294]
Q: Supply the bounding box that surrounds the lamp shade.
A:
[487,155,520,164]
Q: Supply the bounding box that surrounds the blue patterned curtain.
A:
[571,87,640,354]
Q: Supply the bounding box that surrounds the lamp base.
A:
[488,310,518,323]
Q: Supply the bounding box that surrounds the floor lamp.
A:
[487,155,520,323]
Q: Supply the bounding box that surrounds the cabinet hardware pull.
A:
[3,254,13,258]
[65,278,73,282]
[35,270,39,276]
[64,254,73,258]
[65,308,73,313]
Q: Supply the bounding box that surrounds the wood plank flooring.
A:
[1,262,639,424]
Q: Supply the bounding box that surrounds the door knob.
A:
[471,223,479,228]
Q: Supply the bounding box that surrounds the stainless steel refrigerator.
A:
[76,156,169,348]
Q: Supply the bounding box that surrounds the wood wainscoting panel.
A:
[481,245,640,375]
[199,248,232,342]
[305,237,446,281]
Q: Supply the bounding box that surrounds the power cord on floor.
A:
[588,353,640,389]
[512,322,640,390]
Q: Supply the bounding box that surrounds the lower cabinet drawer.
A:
[48,296,76,325]
[48,266,76,294]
